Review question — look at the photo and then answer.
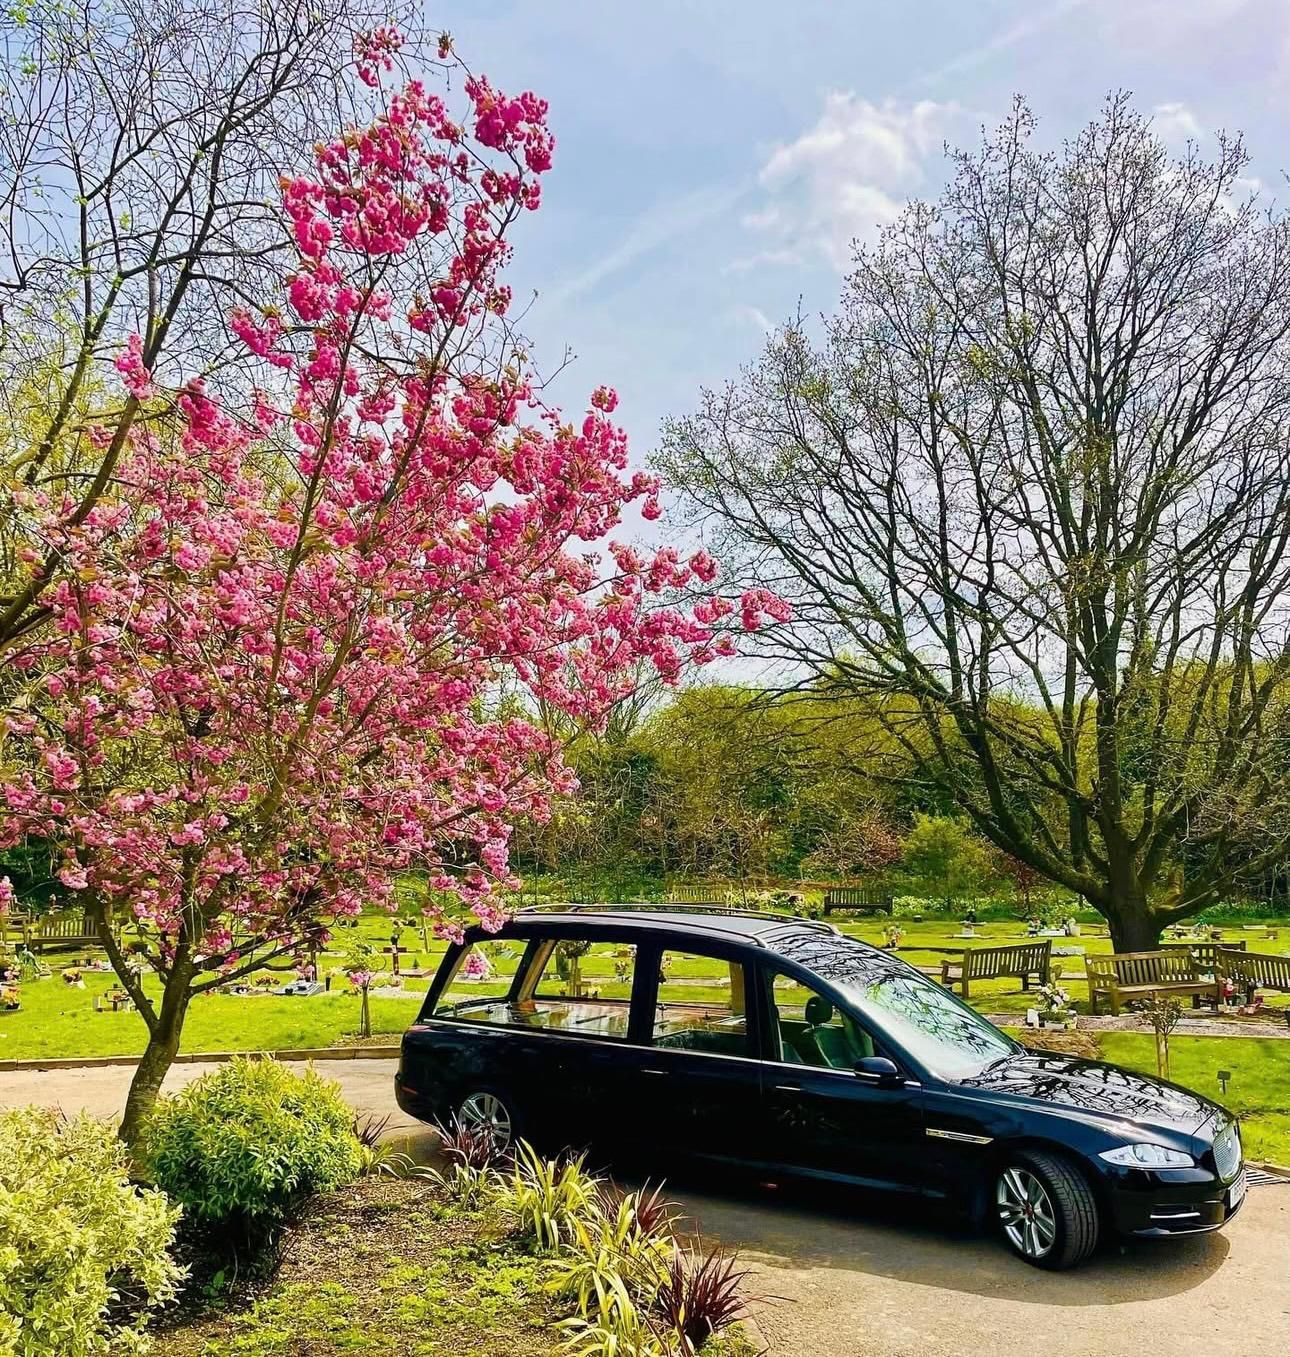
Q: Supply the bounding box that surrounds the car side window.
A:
[651,950,751,1057]
[431,939,522,1024]
[433,936,636,1040]
[767,970,875,1070]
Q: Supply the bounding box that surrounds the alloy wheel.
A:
[457,1092,513,1152]
[997,1165,1057,1260]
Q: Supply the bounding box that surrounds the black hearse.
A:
[396,907,1245,1269]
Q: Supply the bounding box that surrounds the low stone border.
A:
[0,1044,402,1072]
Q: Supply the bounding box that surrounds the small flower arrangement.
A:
[1037,980,1075,1023]
[461,949,492,981]
[1,983,19,1010]
[883,925,905,949]
[61,966,84,987]
[346,968,374,991]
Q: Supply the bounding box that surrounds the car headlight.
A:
[1099,1143,1195,1169]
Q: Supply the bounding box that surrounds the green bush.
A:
[142,1058,361,1226]
[504,1141,600,1251]
[0,1107,182,1356]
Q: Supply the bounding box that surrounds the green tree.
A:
[901,815,991,910]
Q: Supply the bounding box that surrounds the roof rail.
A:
[512,901,839,935]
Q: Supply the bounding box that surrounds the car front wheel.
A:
[995,1150,1099,1269]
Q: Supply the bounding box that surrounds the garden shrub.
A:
[0,1107,182,1357]
[505,1141,601,1250]
[142,1058,361,1227]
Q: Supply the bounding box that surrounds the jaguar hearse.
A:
[396,907,1245,1268]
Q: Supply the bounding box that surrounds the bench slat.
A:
[1217,947,1290,994]
[941,940,1050,997]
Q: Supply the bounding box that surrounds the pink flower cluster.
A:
[2,49,783,985]
[114,334,154,400]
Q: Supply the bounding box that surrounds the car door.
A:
[615,938,767,1168]
[503,928,645,1151]
[756,962,928,1192]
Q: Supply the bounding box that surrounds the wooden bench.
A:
[941,940,1051,998]
[1216,947,1290,998]
[822,886,894,916]
[23,911,98,953]
[1086,950,1220,1016]
[667,885,730,906]
[1162,941,1245,974]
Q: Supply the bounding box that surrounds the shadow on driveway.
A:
[638,1168,1231,1307]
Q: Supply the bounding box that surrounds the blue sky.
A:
[437,0,1290,468]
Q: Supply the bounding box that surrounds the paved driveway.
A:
[5,1058,1288,1353]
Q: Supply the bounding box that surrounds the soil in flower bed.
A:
[160,1177,564,1357]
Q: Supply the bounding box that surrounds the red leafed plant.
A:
[651,1239,753,1354]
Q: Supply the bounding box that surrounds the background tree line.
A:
[511,682,1290,914]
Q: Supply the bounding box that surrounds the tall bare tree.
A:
[0,0,427,652]
[659,96,1290,949]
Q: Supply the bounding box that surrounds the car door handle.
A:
[773,1083,800,1093]
[641,1068,668,1077]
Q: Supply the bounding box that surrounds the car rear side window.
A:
[433,935,638,1041]
[431,939,522,1024]
[515,937,637,1039]
[652,950,751,1057]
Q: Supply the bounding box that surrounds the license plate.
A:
[1227,1171,1247,1212]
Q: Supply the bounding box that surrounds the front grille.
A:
[1213,1119,1242,1181]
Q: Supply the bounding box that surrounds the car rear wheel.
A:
[456,1089,519,1154]
[995,1150,1099,1269]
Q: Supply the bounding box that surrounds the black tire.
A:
[994,1149,1100,1270]
[454,1087,523,1155]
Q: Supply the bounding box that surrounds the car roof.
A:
[472,905,865,953]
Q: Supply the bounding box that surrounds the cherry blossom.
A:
[0,33,776,1138]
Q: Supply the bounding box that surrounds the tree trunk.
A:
[119,978,191,1148]
[1106,904,1162,953]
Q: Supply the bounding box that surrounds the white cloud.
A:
[1152,101,1202,144]
[740,94,962,272]
[543,180,746,310]
[732,304,774,336]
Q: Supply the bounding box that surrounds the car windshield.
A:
[774,934,1020,1080]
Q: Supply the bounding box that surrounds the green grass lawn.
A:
[1094,1032,1290,1167]
[1,968,423,1060]
[7,907,1290,1169]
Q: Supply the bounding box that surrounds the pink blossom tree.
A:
[0,33,768,1144]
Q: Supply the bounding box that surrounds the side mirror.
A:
[854,1055,904,1089]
